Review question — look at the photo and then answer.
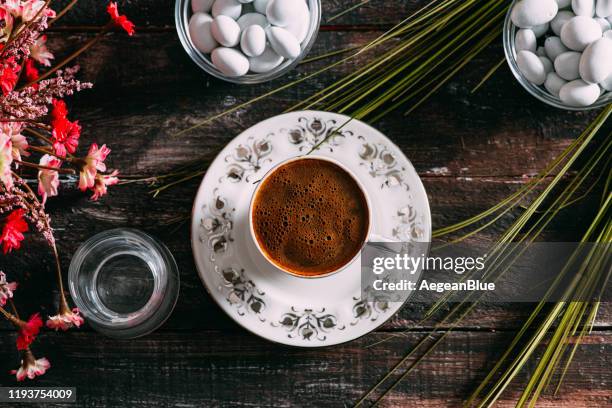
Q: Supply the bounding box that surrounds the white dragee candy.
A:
[539,56,554,73]
[266,26,301,58]
[532,22,550,37]
[601,72,612,90]
[560,16,602,50]
[516,50,547,85]
[211,47,250,76]
[189,13,218,53]
[559,79,600,106]
[595,17,612,30]
[545,36,569,60]
[283,0,310,43]
[211,15,241,47]
[579,37,612,83]
[545,72,568,96]
[537,46,547,56]
[238,0,254,3]
[605,29,612,38]
[515,29,537,52]
[241,25,266,57]
[551,10,575,35]
[572,0,596,16]
[266,0,305,27]
[555,51,582,80]
[253,0,269,14]
[511,0,558,28]
[249,45,284,72]
[212,0,242,19]
[237,12,268,31]
[596,0,612,17]
[557,0,572,8]
[192,0,214,13]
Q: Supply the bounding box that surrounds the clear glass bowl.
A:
[503,0,612,110]
[175,0,321,84]
[68,229,180,339]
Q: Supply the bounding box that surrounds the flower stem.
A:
[49,0,80,26]
[14,160,75,174]
[0,306,23,327]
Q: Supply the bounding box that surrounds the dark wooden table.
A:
[1,1,610,406]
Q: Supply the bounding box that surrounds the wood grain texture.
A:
[0,331,610,407]
[49,0,425,27]
[2,0,610,406]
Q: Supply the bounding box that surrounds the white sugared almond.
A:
[266,0,303,27]
[554,51,582,80]
[517,50,547,85]
[211,15,241,47]
[266,26,301,58]
[579,37,612,83]
[572,0,596,16]
[511,0,558,28]
[515,29,537,52]
[237,12,268,31]
[241,25,266,57]
[559,79,600,105]
[249,45,284,73]
[560,16,602,50]
[212,0,242,19]
[211,47,250,76]
[189,13,218,53]
[192,0,214,13]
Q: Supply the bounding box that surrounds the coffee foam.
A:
[252,159,369,276]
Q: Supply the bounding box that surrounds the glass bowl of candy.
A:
[176,0,321,84]
[503,0,612,110]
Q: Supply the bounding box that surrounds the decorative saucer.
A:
[191,111,431,347]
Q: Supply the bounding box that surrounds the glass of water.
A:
[68,229,179,339]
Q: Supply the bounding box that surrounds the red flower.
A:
[1,209,28,254]
[50,99,81,157]
[0,57,19,95]
[107,2,135,36]
[16,313,43,350]
[23,59,39,84]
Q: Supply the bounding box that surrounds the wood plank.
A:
[40,31,603,180]
[0,330,610,407]
[2,178,610,332]
[49,0,426,28]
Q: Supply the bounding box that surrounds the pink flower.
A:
[10,350,50,381]
[46,307,84,331]
[16,313,42,350]
[0,131,14,189]
[0,271,18,307]
[0,122,29,163]
[30,35,54,66]
[10,0,55,21]
[79,143,110,191]
[91,170,119,200]
[37,154,61,205]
